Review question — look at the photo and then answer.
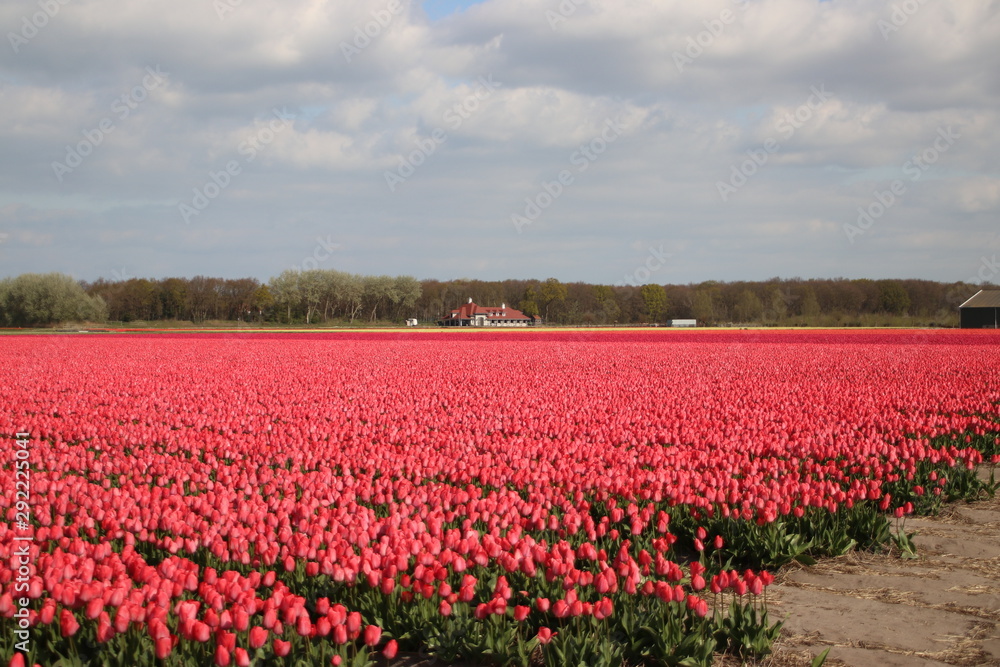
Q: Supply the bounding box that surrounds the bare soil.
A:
[760,489,1000,667]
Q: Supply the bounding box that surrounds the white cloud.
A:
[1,0,999,283]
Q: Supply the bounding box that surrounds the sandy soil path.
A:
[766,490,1000,667]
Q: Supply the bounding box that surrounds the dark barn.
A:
[960,290,1000,329]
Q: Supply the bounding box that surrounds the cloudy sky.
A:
[1,0,998,285]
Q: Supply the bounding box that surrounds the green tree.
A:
[363,275,399,322]
[765,289,789,323]
[538,278,567,322]
[640,284,667,322]
[593,285,620,324]
[800,286,821,319]
[159,278,188,320]
[268,270,301,323]
[299,270,326,324]
[251,285,273,321]
[520,300,540,318]
[879,280,911,315]
[0,273,106,325]
[342,274,365,323]
[392,276,422,320]
[734,289,763,322]
[691,290,716,324]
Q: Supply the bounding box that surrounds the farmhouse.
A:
[438,299,541,327]
[959,290,1000,329]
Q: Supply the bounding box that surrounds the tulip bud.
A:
[59,609,80,638]
[363,625,382,647]
[249,626,268,649]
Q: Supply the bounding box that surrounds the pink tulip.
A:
[363,625,382,647]
[59,609,80,638]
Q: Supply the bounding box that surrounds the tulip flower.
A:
[59,609,80,638]
[384,639,399,659]
[249,626,268,649]
[363,625,382,647]
[3,330,995,667]
[151,633,171,659]
[40,599,57,625]
[296,613,312,637]
[346,611,361,635]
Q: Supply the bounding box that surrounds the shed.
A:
[959,290,1000,329]
[670,319,697,328]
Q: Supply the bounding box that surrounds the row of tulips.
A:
[0,556,779,666]
[1,332,999,665]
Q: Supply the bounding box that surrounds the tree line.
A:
[82,271,421,325]
[417,277,983,327]
[0,272,991,327]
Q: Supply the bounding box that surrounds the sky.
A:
[0,0,998,286]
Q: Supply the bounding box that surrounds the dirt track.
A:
[765,487,1000,667]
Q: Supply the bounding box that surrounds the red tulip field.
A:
[1,330,999,666]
